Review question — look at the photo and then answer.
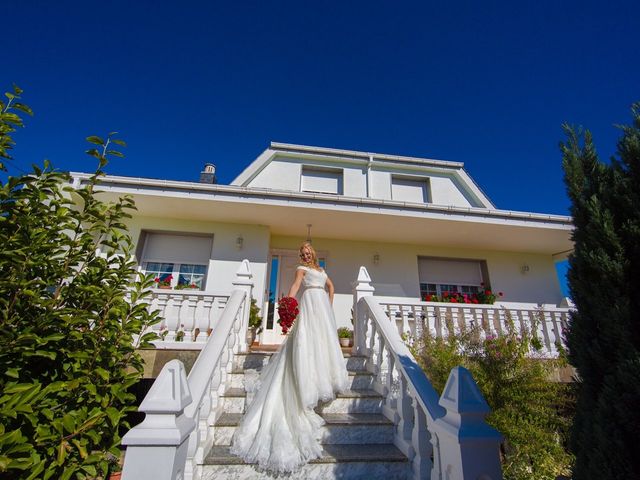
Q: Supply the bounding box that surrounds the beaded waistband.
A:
[305,286,325,289]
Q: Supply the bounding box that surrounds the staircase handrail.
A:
[361,296,445,423]
[121,260,254,480]
[354,266,503,480]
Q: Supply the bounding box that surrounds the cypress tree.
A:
[561,104,640,479]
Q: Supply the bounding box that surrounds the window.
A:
[141,232,213,290]
[301,167,343,194]
[392,176,429,203]
[418,257,485,300]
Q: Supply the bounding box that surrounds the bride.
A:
[230,242,350,473]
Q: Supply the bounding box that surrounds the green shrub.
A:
[411,315,574,480]
[248,298,263,333]
[0,86,159,479]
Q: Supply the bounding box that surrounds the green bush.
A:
[0,86,159,479]
[411,314,574,480]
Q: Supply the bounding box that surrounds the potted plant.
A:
[106,451,122,479]
[248,298,263,345]
[154,274,173,289]
[337,327,353,347]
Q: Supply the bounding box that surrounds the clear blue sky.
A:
[5,1,639,296]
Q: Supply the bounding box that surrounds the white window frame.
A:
[417,257,487,300]
[391,175,431,203]
[300,166,343,194]
[143,261,208,290]
[139,231,214,291]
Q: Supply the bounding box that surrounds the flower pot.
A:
[158,285,171,290]
[339,337,351,347]
[109,473,122,480]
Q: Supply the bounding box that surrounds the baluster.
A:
[412,396,432,478]
[368,323,378,374]
[148,294,165,342]
[232,305,242,354]
[550,311,563,355]
[164,297,179,342]
[385,351,397,415]
[409,305,419,341]
[401,306,411,338]
[539,309,553,354]
[489,307,504,336]
[375,336,386,392]
[473,307,486,341]
[180,295,196,342]
[435,306,445,338]
[480,308,497,337]
[194,296,208,344]
[396,375,415,458]
[364,313,374,357]
[425,304,437,337]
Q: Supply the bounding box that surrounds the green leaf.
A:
[86,136,104,146]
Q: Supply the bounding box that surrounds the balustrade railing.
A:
[121,260,254,480]
[145,289,231,349]
[355,295,503,479]
[377,298,570,358]
[353,266,503,479]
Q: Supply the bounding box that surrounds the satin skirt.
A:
[230,288,349,473]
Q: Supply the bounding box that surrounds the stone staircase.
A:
[201,350,413,479]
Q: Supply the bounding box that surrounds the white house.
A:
[113,142,572,480]
[72,141,572,346]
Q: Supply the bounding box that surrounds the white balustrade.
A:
[146,289,230,350]
[377,298,570,358]
[356,292,503,480]
[122,261,254,480]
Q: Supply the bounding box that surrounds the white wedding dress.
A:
[230,266,350,473]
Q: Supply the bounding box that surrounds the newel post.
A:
[232,259,254,353]
[352,266,375,355]
[431,366,503,480]
[121,360,196,480]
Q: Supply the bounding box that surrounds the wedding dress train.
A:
[230,266,350,473]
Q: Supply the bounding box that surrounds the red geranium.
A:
[277,296,299,334]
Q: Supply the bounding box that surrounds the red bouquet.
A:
[277,296,299,334]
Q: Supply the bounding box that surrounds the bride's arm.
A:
[287,269,305,298]
[326,276,335,305]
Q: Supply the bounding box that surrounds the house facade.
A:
[72,142,572,345]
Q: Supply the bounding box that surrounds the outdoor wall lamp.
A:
[520,264,530,274]
[373,253,380,265]
[236,235,244,250]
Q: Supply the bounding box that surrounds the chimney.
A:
[199,163,217,184]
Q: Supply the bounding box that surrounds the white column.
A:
[121,360,196,480]
[432,366,503,480]
[232,259,254,353]
[352,266,375,355]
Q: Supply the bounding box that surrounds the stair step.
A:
[203,444,412,479]
[230,369,374,389]
[213,412,394,446]
[220,387,384,414]
[233,352,368,372]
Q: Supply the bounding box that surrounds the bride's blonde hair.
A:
[299,241,320,269]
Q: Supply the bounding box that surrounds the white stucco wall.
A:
[244,160,302,191]
[430,175,476,207]
[244,156,483,209]
[370,170,392,200]
[342,166,367,197]
[127,216,271,312]
[270,235,564,328]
